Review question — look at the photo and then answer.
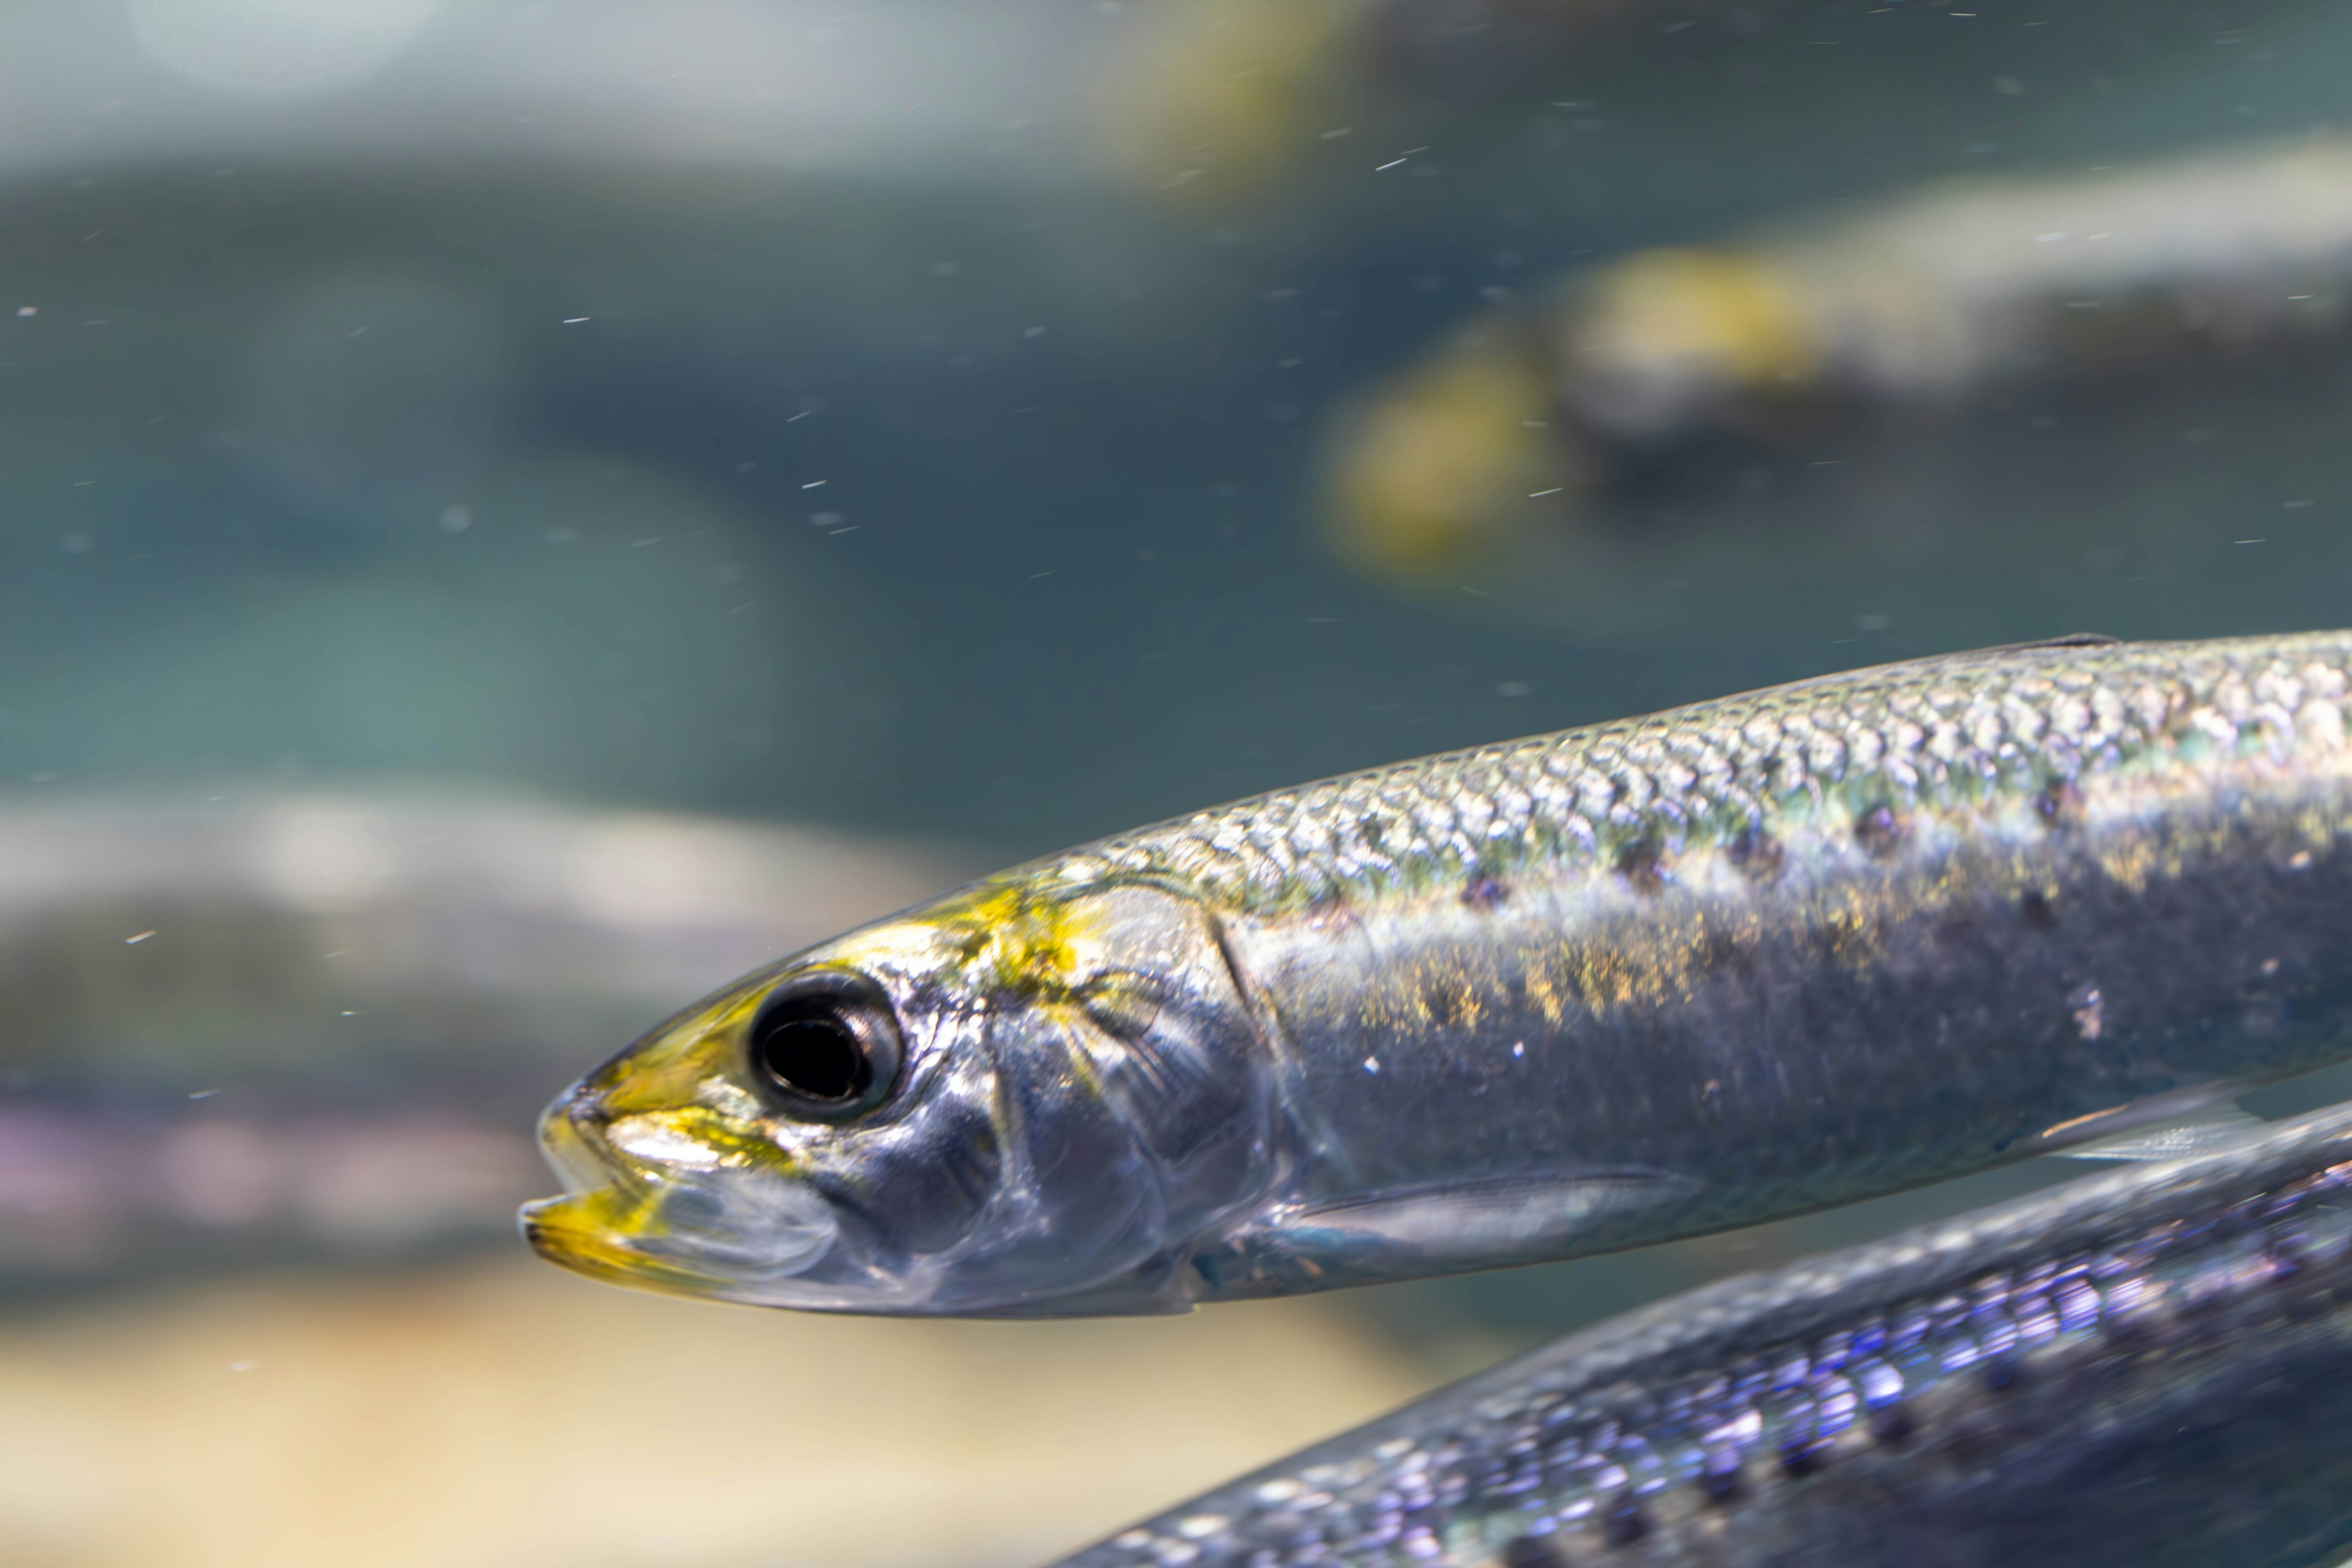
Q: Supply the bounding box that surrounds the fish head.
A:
[522,878,1277,1316]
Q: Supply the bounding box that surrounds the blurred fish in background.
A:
[1325,134,2352,579]
[0,791,974,1294]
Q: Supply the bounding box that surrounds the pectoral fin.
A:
[1186,1167,1705,1300]
[2054,1102,2267,1163]
[1267,1169,1701,1259]
[2029,1082,2258,1158]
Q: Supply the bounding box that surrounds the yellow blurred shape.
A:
[1322,327,1569,576]
[0,1257,1433,1568]
[1097,0,1368,201]
[1574,247,1821,398]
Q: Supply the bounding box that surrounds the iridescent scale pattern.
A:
[1048,634,2352,913]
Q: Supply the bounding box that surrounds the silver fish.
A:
[1047,1098,2352,1568]
[525,630,2352,1317]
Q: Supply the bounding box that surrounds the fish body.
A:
[1049,1098,2352,1568]
[526,630,2352,1316]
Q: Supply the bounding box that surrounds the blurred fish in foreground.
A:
[1324,136,2352,578]
[0,790,976,1297]
[1056,1099,2352,1568]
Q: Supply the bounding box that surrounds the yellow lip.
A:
[522,1097,714,1294]
[518,1188,731,1302]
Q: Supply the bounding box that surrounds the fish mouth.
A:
[520,1096,839,1299]
[519,1182,840,1297]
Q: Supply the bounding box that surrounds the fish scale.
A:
[1061,633,2345,913]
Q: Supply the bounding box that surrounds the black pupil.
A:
[755,1012,867,1101]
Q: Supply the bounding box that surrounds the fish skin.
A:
[1047,1099,2352,1568]
[527,630,2352,1316]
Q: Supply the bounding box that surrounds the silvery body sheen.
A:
[524,629,2352,1316]
[1052,1100,2352,1568]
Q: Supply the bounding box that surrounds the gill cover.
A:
[940,883,1281,1313]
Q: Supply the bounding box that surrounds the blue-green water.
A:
[6,2,2352,1563]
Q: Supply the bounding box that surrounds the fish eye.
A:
[745,970,903,1121]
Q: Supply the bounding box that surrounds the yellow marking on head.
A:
[1575,247,1821,391]
[1322,325,1574,576]
[1522,964,1568,1028]
[569,877,1129,1175]
[587,977,773,1121]
[889,881,1142,1101]
[921,880,1093,999]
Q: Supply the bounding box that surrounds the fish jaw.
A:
[521,1090,839,1304]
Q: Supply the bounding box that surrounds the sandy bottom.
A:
[0,1257,1436,1568]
